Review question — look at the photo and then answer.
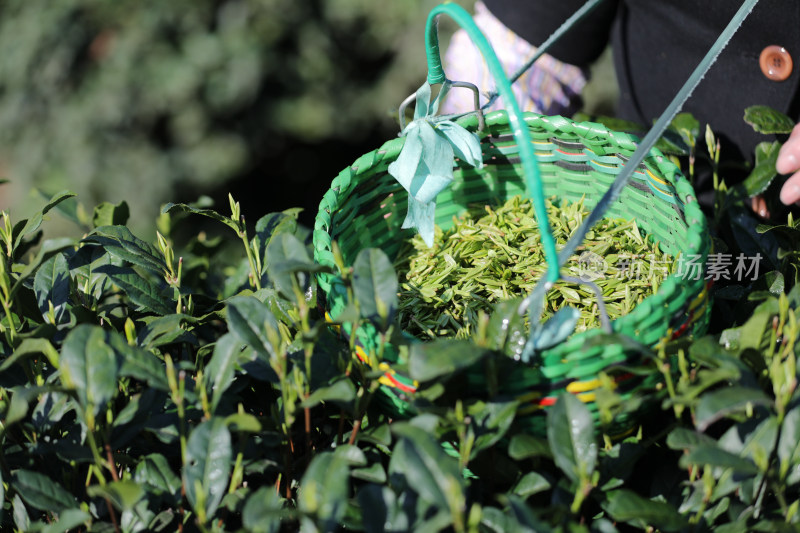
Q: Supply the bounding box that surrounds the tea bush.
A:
[1,156,800,531]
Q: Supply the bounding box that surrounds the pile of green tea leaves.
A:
[395,195,676,339]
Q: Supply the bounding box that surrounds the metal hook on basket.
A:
[449,81,487,132]
[397,80,486,132]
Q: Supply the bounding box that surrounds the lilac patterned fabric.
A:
[439,2,588,117]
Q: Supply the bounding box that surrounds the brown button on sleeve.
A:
[759,45,793,81]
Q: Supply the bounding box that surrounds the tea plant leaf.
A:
[87,481,145,512]
[12,469,76,512]
[12,495,30,532]
[254,210,301,272]
[739,294,780,352]
[85,225,166,277]
[236,345,279,384]
[604,489,686,531]
[469,400,519,455]
[40,508,91,533]
[513,472,551,499]
[224,412,263,433]
[255,210,300,243]
[671,112,700,147]
[92,200,130,228]
[242,486,282,533]
[547,393,597,483]
[136,314,198,349]
[184,418,233,522]
[666,427,717,450]
[655,129,691,157]
[487,299,528,358]
[389,424,464,514]
[301,377,356,409]
[352,248,397,325]
[265,232,320,300]
[720,415,778,469]
[204,333,241,412]
[226,295,280,362]
[352,463,387,484]
[107,331,169,391]
[60,325,120,423]
[743,141,781,196]
[5,386,60,427]
[67,244,112,301]
[744,105,795,134]
[254,286,298,325]
[298,451,350,530]
[163,202,239,231]
[10,238,76,300]
[32,391,74,434]
[33,252,71,325]
[480,506,532,533]
[777,406,800,482]
[334,445,368,467]
[408,339,487,382]
[1,338,60,373]
[134,453,181,499]
[357,484,405,533]
[12,190,76,251]
[695,386,772,432]
[680,444,760,475]
[95,265,174,315]
[508,433,552,461]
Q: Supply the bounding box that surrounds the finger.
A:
[776,124,800,174]
[750,195,769,218]
[779,171,800,205]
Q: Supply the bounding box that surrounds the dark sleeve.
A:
[482,0,619,67]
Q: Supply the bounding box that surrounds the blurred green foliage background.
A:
[0,0,467,235]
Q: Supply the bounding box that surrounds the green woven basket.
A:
[312,4,711,435]
[313,110,710,433]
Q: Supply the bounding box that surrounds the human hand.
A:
[778,123,800,205]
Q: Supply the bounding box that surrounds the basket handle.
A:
[422,3,560,284]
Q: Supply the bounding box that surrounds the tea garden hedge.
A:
[1,103,800,532]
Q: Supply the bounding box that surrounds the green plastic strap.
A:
[482,0,608,110]
[520,0,760,343]
[424,3,560,283]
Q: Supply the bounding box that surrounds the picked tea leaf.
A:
[395,196,675,340]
